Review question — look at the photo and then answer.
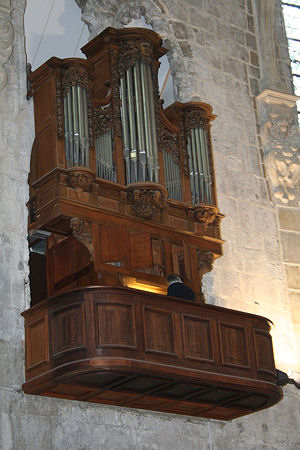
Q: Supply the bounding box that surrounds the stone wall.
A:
[0,0,299,449]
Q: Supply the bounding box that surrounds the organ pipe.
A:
[63,85,89,167]
[187,126,212,204]
[120,60,159,184]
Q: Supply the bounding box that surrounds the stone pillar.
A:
[255,0,300,375]
[256,90,300,374]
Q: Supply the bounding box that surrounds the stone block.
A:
[230,25,246,45]
[246,32,257,50]
[280,232,300,264]
[250,50,259,67]
[285,265,300,290]
[171,21,190,40]
[278,207,300,232]
[247,14,255,33]
[223,57,248,82]
[289,292,300,324]
[179,41,193,57]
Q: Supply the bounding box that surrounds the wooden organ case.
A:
[23,27,282,420]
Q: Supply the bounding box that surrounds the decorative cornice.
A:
[0,0,13,92]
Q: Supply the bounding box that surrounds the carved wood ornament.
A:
[126,182,168,219]
[70,217,94,260]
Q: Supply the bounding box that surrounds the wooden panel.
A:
[171,243,185,278]
[34,79,53,129]
[254,329,276,375]
[182,315,214,362]
[129,231,152,271]
[219,322,250,369]
[143,307,176,355]
[100,223,128,264]
[26,315,49,369]
[36,126,55,179]
[52,238,74,284]
[95,303,137,348]
[51,303,86,357]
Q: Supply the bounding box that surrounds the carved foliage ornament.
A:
[117,39,154,76]
[0,2,13,92]
[160,125,180,163]
[126,182,168,219]
[62,66,90,95]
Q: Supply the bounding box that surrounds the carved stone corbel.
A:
[126,182,168,219]
[0,0,13,92]
[70,217,94,261]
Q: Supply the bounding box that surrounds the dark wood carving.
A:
[22,286,282,421]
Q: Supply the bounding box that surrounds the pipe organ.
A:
[28,26,223,303]
[23,27,282,420]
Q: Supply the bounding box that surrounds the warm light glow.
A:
[123,276,167,295]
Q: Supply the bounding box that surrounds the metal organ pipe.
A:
[120,60,159,184]
[63,85,89,167]
[187,126,212,204]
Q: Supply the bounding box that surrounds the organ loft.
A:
[22,27,282,420]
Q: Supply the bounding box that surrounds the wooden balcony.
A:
[22,286,282,420]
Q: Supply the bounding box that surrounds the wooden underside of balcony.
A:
[22,287,282,420]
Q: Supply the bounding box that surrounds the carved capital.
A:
[126,182,168,219]
[67,167,95,199]
[70,217,94,261]
[0,0,13,92]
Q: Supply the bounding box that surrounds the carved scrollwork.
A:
[70,217,94,261]
[62,66,90,95]
[67,167,95,199]
[110,48,122,138]
[184,109,209,130]
[93,103,113,139]
[160,126,180,163]
[194,205,223,229]
[55,76,64,138]
[126,182,168,219]
[0,3,14,92]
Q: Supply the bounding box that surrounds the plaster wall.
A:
[0,0,299,449]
